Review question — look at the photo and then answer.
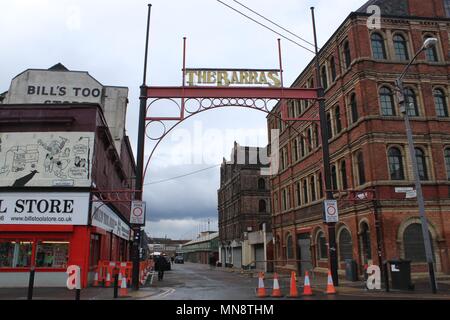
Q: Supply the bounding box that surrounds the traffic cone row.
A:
[256,270,337,298]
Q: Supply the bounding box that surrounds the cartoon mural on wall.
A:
[0,132,94,187]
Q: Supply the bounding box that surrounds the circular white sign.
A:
[133,207,143,217]
[327,205,336,216]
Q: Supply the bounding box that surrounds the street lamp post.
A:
[394,37,438,294]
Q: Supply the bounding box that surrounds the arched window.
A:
[292,139,298,162]
[313,124,319,148]
[403,223,434,262]
[330,56,337,81]
[295,181,302,206]
[356,152,366,185]
[300,137,305,158]
[371,33,387,59]
[445,149,450,180]
[310,176,316,202]
[321,66,328,90]
[360,222,372,261]
[424,36,438,62]
[307,128,312,152]
[286,234,294,260]
[350,93,359,123]
[388,147,405,180]
[393,34,409,61]
[318,173,324,198]
[380,86,396,116]
[339,228,353,261]
[340,161,348,190]
[259,199,267,213]
[434,89,448,117]
[303,180,308,204]
[331,165,338,191]
[404,88,419,117]
[343,41,351,69]
[335,106,342,134]
[326,112,333,140]
[317,231,328,260]
[258,178,266,190]
[415,148,429,181]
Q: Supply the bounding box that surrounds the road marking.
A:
[150,288,175,299]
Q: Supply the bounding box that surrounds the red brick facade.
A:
[268,0,450,278]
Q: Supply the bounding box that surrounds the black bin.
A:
[388,260,414,291]
[345,259,358,282]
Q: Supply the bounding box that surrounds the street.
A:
[140,263,450,301]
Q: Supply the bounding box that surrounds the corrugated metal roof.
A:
[182,232,219,246]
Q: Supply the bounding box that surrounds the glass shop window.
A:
[0,241,33,268]
[35,241,69,268]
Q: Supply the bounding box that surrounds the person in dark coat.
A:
[154,255,165,281]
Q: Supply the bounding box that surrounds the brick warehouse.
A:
[218,143,273,271]
[0,64,136,287]
[268,0,450,279]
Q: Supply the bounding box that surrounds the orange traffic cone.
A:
[271,273,283,297]
[303,271,313,296]
[326,270,337,294]
[105,269,111,287]
[288,271,298,298]
[256,272,267,298]
[119,276,128,297]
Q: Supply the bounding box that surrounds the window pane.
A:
[393,35,409,60]
[415,148,429,181]
[380,87,396,116]
[389,148,405,180]
[446,0,450,17]
[341,161,348,190]
[286,236,294,260]
[357,153,366,185]
[404,224,434,262]
[405,89,419,117]
[344,42,351,68]
[445,149,450,180]
[0,241,33,268]
[339,229,353,261]
[335,106,342,133]
[36,241,69,268]
[318,232,328,259]
[371,33,386,59]
[330,57,337,81]
[434,89,448,117]
[350,94,359,123]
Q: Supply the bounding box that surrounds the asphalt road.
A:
[141,263,450,300]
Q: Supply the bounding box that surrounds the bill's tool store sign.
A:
[0,192,90,225]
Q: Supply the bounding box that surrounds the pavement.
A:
[1,263,450,300]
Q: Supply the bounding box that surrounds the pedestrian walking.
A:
[155,255,165,281]
[171,256,175,265]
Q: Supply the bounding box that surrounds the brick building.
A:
[268,0,450,278]
[0,64,136,287]
[218,143,273,271]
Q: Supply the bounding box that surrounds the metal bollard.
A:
[113,273,119,299]
[27,267,36,300]
[383,262,390,292]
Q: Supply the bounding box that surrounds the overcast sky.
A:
[1,0,366,239]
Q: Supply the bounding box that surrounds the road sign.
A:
[395,187,414,193]
[324,200,339,223]
[130,201,146,225]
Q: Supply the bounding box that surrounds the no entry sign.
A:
[130,201,146,225]
[324,200,339,223]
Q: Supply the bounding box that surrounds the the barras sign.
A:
[0,192,90,225]
[184,69,281,87]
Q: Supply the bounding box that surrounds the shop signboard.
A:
[0,192,90,225]
[91,198,130,240]
[0,132,95,187]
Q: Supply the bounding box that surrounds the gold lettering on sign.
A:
[184,70,281,87]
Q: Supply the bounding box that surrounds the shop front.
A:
[0,192,131,288]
